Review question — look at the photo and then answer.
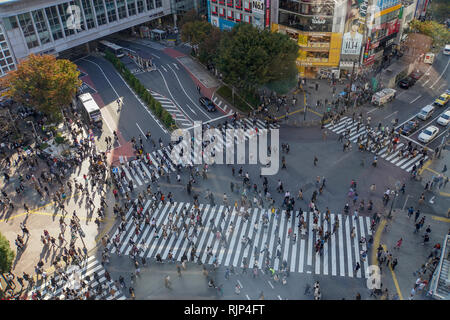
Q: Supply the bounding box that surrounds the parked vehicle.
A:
[371,88,396,106]
[437,110,450,126]
[434,93,450,107]
[418,125,439,143]
[199,97,216,112]
[398,76,416,89]
[409,70,423,81]
[424,52,435,64]
[444,44,450,56]
[417,105,435,120]
[396,120,420,136]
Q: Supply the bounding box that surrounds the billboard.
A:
[341,0,368,56]
[252,0,264,15]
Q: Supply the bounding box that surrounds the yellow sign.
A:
[298,34,308,46]
[375,4,402,18]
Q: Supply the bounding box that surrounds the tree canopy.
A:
[215,23,298,89]
[181,20,213,46]
[408,19,450,51]
[0,232,15,274]
[0,54,81,121]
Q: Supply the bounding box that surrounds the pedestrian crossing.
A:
[111,119,280,193]
[28,256,126,300]
[107,200,373,279]
[324,116,428,173]
[149,90,193,128]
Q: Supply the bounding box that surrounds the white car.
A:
[418,126,439,143]
[437,110,450,126]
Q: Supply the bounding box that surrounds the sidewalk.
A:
[374,209,450,300]
[419,147,450,198]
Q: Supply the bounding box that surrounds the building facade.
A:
[0,0,172,77]
[271,0,346,78]
[206,0,271,30]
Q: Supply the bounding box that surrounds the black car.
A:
[398,76,416,89]
[397,120,419,136]
[199,97,216,112]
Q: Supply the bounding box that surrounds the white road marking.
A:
[246,294,250,300]
[136,122,146,138]
[277,295,282,300]
[186,104,197,115]
[237,280,243,289]
[167,64,212,119]
[268,281,274,289]
[367,107,378,114]
[430,57,450,88]
[383,111,398,119]
[161,65,167,72]
[409,95,422,104]
[173,63,179,70]
[151,53,161,59]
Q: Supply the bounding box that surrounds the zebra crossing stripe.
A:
[225,208,244,267]
[120,200,152,254]
[307,212,313,266]
[345,217,353,277]
[330,214,337,276]
[257,209,271,268]
[172,203,194,261]
[315,213,321,274]
[123,200,153,255]
[352,217,362,278]
[248,208,264,268]
[147,202,175,258]
[323,214,328,276]
[359,216,369,278]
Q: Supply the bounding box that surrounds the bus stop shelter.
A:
[151,29,166,41]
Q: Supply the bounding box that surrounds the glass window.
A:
[17,12,39,49]
[117,0,128,19]
[127,0,137,15]
[155,0,162,8]
[146,0,155,10]
[32,9,51,45]
[81,0,96,29]
[93,0,107,26]
[105,0,118,22]
[58,3,76,36]
[45,6,64,40]
[73,0,87,30]
[137,0,145,13]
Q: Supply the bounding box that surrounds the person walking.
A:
[235,284,241,295]
[313,156,318,166]
[391,258,398,270]
[394,238,403,250]
[164,275,171,289]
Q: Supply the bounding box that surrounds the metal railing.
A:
[429,234,449,299]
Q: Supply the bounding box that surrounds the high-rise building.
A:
[271,0,346,78]
[0,0,172,76]
[206,0,271,30]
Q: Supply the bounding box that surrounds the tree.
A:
[0,54,81,122]
[215,23,298,90]
[198,26,222,65]
[0,232,15,273]
[409,19,450,51]
[178,9,200,28]
[181,20,213,46]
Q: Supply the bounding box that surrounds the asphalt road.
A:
[359,52,450,152]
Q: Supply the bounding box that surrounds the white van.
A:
[372,88,396,106]
[417,105,435,120]
[444,44,450,56]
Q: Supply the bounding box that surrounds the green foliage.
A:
[0,54,81,122]
[427,0,450,23]
[104,50,177,130]
[215,24,298,90]
[0,232,15,273]
[216,85,253,112]
[409,19,450,50]
[181,20,213,46]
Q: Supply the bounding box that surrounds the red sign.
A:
[265,0,270,28]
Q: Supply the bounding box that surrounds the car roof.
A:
[424,125,438,131]
[421,105,434,111]
[442,110,450,116]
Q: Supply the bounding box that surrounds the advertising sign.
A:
[341,0,367,56]
[265,0,270,28]
[252,0,264,15]
[219,18,236,31]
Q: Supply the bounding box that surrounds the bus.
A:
[78,93,102,127]
[98,40,125,58]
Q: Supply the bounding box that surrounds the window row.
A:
[210,0,250,12]
[211,7,252,22]
[3,0,163,50]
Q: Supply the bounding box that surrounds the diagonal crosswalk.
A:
[149,90,193,128]
[111,119,280,193]
[324,116,428,173]
[107,200,373,278]
[28,256,126,300]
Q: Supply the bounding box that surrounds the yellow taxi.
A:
[434,92,450,107]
